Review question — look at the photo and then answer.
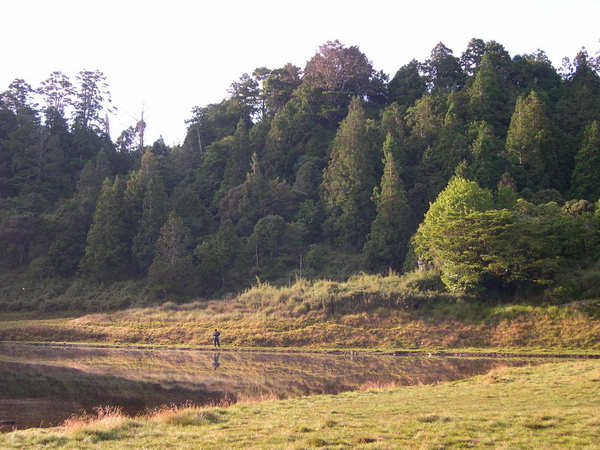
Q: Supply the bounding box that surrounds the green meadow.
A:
[1,360,598,449]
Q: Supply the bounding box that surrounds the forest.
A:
[1,38,600,311]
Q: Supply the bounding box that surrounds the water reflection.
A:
[0,344,552,430]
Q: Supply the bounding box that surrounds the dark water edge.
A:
[0,343,575,431]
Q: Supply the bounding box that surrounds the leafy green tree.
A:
[322,97,378,248]
[37,71,74,121]
[417,110,469,201]
[363,134,412,272]
[388,60,427,111]
[261,64,302,115]
[249,215,286,266]
[293,159,321,198]
[379,103,408,171]
[147,211,195,297]
[414,177,569,294]
[0,79,37,115]
[304,40,375,122]
[79,176,129,281]
[460,38,486,76]
[46,154,110,276]
[0,212,36,265]
[422,208,563,294]
[72,69,113,133]
[262,83,330,181]
[570,121,600,201]
[424,42,466,92]
[227,73,260,121]
[413,176,495,275]
[219,152,269,235]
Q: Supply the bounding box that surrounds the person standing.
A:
[213,329,221,347]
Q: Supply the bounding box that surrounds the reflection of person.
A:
[213,329,221,347]
[212,352,220,370]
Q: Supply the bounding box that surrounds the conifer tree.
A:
[222,118,251,189]
[505,90,550,190]
[363,134,411,272]
[466,121,504,190]
[468,52,512,134]
[79,176,129,281]
[322,97,378,248]
[147,211,195,297]
[195,219,247,291]
[570,121,600,201]
[132,173,169,272]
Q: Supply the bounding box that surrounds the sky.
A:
[1,0,599,146]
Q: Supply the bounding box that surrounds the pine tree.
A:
[363,134,412,272]
[322,97,378,248]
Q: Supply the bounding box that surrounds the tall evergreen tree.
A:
[570,121,600,201]
[147,211,195,297]
[466,121,504,190]
[363,134,412,272]
[132,173,169,272]
[505,91,551,190]
[468,52,513,134]
[195,219,247,292]
[79,176,129,281]
[322,97,378,248]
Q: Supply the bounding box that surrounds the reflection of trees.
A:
[0,345,541,404]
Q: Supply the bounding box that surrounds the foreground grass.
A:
[1,360,598,449]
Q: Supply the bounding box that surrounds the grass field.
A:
[1,359,598,449]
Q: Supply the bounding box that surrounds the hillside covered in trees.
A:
[1,39,600,311]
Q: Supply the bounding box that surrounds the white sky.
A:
[1,0,599,145]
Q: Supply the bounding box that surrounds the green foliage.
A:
[79,177,129,282]
[363,134,411,272]
[147,212,195,298]
[570,121,600,201]
[505,91,551,190]
[322,97,378,248]
[2,40,600,309]
[413,177,586,295]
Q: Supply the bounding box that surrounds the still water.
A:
[0,344,548,430]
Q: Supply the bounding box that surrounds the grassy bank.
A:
[1,359,598,448]
[0,272,599,353]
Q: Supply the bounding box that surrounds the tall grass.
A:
[237,270,453,316]
[1,270,598,351]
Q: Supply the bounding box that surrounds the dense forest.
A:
[2,38,600,311]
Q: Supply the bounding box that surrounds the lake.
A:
[0,343,552,430]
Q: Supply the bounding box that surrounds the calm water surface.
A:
[0,344,551,430]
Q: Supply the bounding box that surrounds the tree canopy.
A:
[2,39,600,309]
